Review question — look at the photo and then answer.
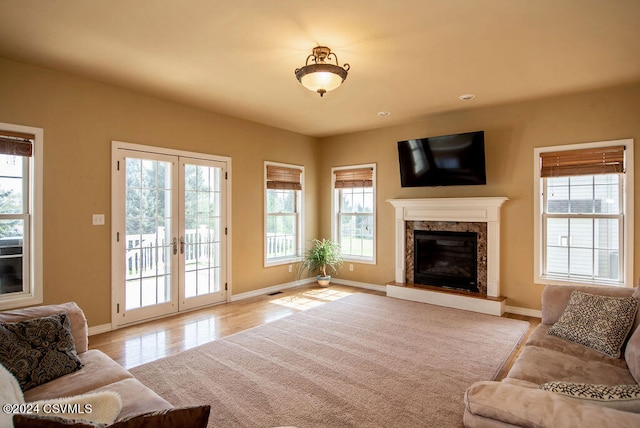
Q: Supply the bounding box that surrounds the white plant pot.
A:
[317,275,331,287]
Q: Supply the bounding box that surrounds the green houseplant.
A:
[299,238,343,287]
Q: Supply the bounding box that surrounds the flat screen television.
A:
[397,130,486,187]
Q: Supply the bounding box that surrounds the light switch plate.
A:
[92,214,105,225]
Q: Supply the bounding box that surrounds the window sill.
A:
[535,275,629,288]
[0,293,43,311]
[342,257,376,265]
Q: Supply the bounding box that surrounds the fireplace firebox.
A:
[414,230,479,292]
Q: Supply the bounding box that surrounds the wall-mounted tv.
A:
[397,130,486,187]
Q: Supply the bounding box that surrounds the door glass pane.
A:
[184,164,222,298]
[125,158,173,310]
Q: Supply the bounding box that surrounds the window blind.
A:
[334,167,374,188]
[266,165,302,190]
[539,145,625,178]
[0,130,34,157]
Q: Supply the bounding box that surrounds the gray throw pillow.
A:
[540,381,640,413]
[0,312,83,391]
[547,290,638,358]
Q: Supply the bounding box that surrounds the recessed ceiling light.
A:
[377,111,391,117]
[459,94,476,101]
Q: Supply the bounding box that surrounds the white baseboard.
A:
[505,305,542,318]
[88,323,113,336]
[230,278,315,302]
[230,278,386,302]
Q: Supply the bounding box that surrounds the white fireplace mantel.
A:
[387,197,508,315]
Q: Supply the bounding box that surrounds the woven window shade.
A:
[540,145,625,178]
[0,130,34,157]
[334,167,374,188]
[266,165,302,190]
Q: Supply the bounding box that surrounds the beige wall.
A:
[2,55,639,325]
[317,82,640,310]
[0,58,318,327]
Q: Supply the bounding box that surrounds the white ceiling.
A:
[0,0,639,137]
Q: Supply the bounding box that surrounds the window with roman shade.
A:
[264,162,303,265]
[534,140,633,287]
[539,145,625,177]
[0,124,42,310]
[332,164,376,263]
[266,165,302,190]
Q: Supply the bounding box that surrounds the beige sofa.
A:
[0,302,172,422]
[464,284,640,428]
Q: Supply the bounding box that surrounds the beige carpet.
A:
[131,293,529,428]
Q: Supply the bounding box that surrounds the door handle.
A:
[172,237,178,255]
[180,237,185,255]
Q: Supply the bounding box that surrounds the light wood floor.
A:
[89,284,540,379]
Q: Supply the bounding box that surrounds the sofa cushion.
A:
[110,405,210,428]
[527,324,629,368]
[12,414,104,427]
[547,290,638,358]
[541,285,637,326]
[625,326,640,384]
[93,378,172,421]
[0,302,89,354]
[12,406,210,428]
[540,381,640,413]
[506,345,637,385]
[0,312,83,391]
[464,381,640,428]
[24,350,133,402]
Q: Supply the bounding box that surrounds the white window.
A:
[332,164,376,264]
[264,162,303,266]
[0,123,43,309]
[534,140,633,287]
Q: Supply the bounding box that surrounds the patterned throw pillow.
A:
[547,291,639,358]
[540,382,640,412]
[0,312,83,391]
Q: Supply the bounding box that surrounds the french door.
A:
[112,143,229,327]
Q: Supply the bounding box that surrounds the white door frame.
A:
[110,141,232,329]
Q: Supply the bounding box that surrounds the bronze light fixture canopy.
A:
[295,46,350,97]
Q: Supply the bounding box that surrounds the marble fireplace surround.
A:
[406,221,488,294]
[387,197,508,315]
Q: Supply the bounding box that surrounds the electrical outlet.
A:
[288,264,293,273]
[349,264,354,272]
[92,214,105,226]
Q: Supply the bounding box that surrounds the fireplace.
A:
[406,220,487,294]
[414,230,478,292]
[387,197,508,315]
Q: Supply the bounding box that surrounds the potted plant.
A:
[299,238,343,287]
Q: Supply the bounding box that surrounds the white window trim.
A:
[533,138,634,288]
[264,161,304,267]
[0,122,43,310]
[331,163,377,265]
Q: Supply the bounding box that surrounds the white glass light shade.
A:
[301,70,344,93]
[295,63,348,96]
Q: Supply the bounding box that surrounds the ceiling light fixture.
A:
[459,94,476,101]
[295,46,350,97]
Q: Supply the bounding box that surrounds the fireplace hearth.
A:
[414,230,478,292]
